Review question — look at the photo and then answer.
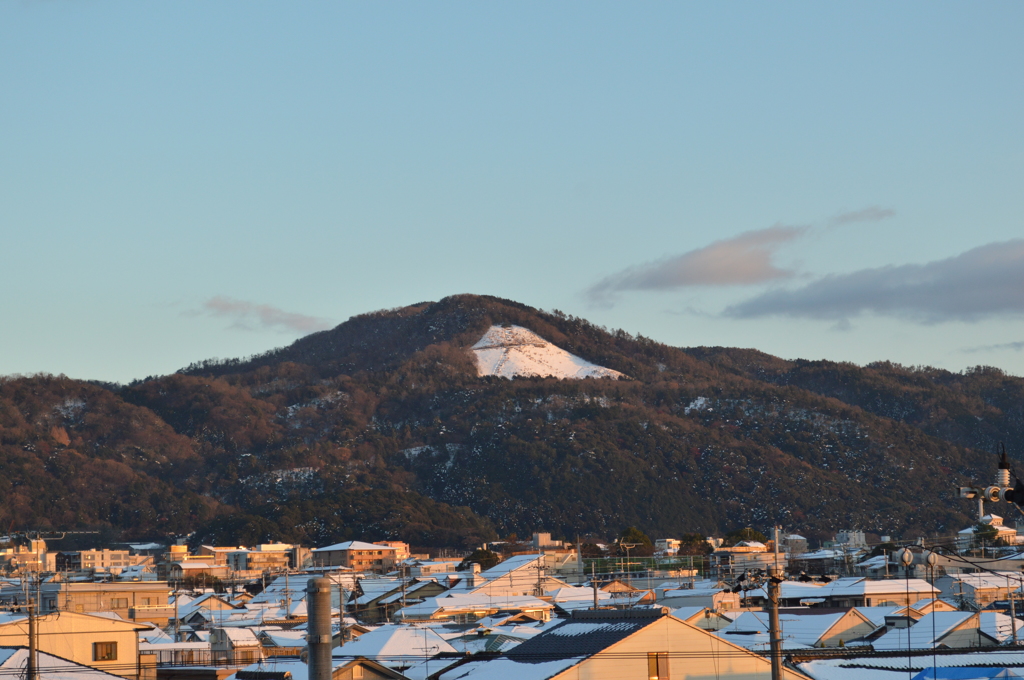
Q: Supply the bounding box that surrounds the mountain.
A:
[0,294,1016,549]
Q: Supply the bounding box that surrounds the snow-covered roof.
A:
[872,612,976,651]
[471,325,624,380]
[800,650,1024,680]
[0,648,126,680]
[947,572,1024,590]
[314,541,397,552]
[219,628,261,645]
[717,610,858,647]
[396,593,553,620]
[332,624,456,665]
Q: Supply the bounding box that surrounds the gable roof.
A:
[503,610,665,662]
[331,624,457,664]
[872,612,980,651]
[0,647,127,680]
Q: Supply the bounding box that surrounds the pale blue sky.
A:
[2,2,1023,382]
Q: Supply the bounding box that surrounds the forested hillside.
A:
[1,294,1017,549]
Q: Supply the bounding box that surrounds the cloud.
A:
[829,206,895,226]
[963,340,1024,354]
[724,239,1024,323]
[202,296,335,333]
[586,225,808,303]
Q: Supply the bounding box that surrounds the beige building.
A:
[226,545,293,575]
[0,610,151,679]
[55,549,135,573]
[311,542,398,573]
[39,580,172,625]
[0,539,50,574]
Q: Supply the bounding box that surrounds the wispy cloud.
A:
[829,206,895,226]
[963,340,1024,354]
[725,239,1024,323]
[586,224,808,304]
[202,296,334,333]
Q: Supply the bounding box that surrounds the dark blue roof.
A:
[503,610,665,664]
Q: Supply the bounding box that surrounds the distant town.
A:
[3,510,1024,680]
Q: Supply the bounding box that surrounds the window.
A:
[352,666,364,679]
[648,652,668,680]
[93,642,118,661]
[110,598,129,609]
[142,598,153,606]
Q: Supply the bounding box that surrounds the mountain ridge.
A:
[0,294,1016,549]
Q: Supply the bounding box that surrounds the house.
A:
[257,630,306,657]
[394,592,554,623]
[0,647,133,680]
[436,608,811,680]
[799,650,1024,680]
[312,543,399,573]
[210,627,265,664]
[717,609,877,649]
[332,624,457,670]
[228,657,410,680]
[168,562,230,582]
[31,580,172,624]
[670,606,734,631]
[0,610,151,678]
[658,585,741,610]
[744,577,939,609]
[371,580,448,623]
[450,554,568,598]
[936,572,1024,609]
[871,611,1000,650]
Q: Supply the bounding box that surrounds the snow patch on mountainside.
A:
[471,325,625,380]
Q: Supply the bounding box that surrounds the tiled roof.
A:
[502,610,664,664]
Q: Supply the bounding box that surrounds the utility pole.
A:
[27,596,38,680]
[767,564,783,680]
[1007,573,1019,645]
[591,562,598,610]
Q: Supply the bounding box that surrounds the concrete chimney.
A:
[306,577,332,680]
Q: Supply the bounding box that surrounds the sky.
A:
[2,2,1023,383]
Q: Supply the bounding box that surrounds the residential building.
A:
[834,530,868,548]
[311,542,398,573]
[532,533,562,549]
[0,539,49,574]
[0,610,150,679]
[210,628,264,665]
[226,545,292,575]
[872,611,1002,650]
[0,648,137,680]
[395,592,554,623]
[936,572,1024,608]
[655,539,681,554]
[378,542,410,561]
[785,534,809,555]
[55,549,135,573]
[435,608,810,680]
[36,580,172,624]
[717,609,877,649]
[167,562,230,582]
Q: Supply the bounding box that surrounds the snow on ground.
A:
[471,325,624,380]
